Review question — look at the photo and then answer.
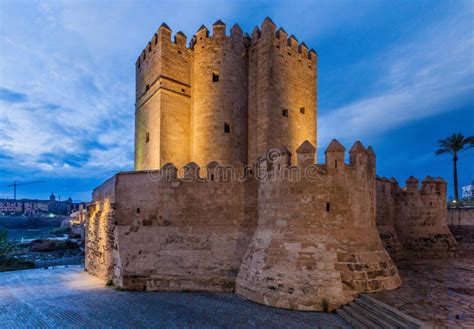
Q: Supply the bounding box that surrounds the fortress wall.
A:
[447,207,474,249]
[375,178,404,259]
[135,25,193,170]
[85,177,116,280]
[376,176,459,259]
[236,141,401,311]
[88,165,258,291]
[248,19,317,165]
[191,23,248,167]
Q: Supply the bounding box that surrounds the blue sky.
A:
[0,0,473,202]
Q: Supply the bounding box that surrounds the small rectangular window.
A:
[136,208,141,214]
[145,132,150,143]
[146,84,150,91]
[282,109,288,117]
[213,73,219,82]
[300,107,305,114]
[326,203,330,212]
[224,123,230,133]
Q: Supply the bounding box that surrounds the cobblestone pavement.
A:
[372,251,474,328]
[0,266,350,329]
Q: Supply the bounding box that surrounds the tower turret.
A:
[191,19,248,167]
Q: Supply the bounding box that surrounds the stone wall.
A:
[447,207,474,250]
[85,177,116,280]
[86,165,258,291]
[86,140,403,311]
[376,176,459,259]
[236,140,401,311]
[375,178,405,259]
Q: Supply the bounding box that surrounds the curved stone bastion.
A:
[235,140,401,311]
[86,140,402,311]
[376,176,459,259]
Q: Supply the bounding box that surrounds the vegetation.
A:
[435,133,474,204]
[0,230,35,272]
[0,230,12,264]
[49,227,71,236]
[28,239,79,252]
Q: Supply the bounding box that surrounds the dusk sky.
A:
[0,0,473,202]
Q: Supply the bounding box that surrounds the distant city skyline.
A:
[1,0,473,201]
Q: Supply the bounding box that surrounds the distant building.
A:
[0,193,81,216]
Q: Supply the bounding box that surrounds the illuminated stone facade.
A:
[86,18,458,312]
[134,18,316,169]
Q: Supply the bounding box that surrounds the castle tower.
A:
[134,18,317,169]
[135,23,193,170]
[191,21,249,166]
[247,18,317,165]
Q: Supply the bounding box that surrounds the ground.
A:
[0,266,349,328]
[373,251,474,328]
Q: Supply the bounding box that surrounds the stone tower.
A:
[134,18,317,170]
[191,21,249,166]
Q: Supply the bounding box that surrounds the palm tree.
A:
[435,133,474,204]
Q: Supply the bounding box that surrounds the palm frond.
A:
[435,148,450,155]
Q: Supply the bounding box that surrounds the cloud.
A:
[318,6,474,146]
[0,87,28,103]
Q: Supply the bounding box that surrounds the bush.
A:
[49,227,70,236]
[0,258,35,272]
[0,230,12,264]
[0,230,34,272]
[29,239,79,252]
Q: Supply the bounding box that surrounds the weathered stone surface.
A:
[236,146,401,311]
[86,139,401,311]
[447,207,474,250]
[376,176,459,259]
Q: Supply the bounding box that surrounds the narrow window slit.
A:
[326,203,330,212]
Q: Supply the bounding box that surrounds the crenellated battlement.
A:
[376,175,447,196]
[136,17,316,70]
[375,174,458,259]
[255,140,376,184]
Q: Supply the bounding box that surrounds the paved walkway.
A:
[0,266,349,328]
[373,252,474,328]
